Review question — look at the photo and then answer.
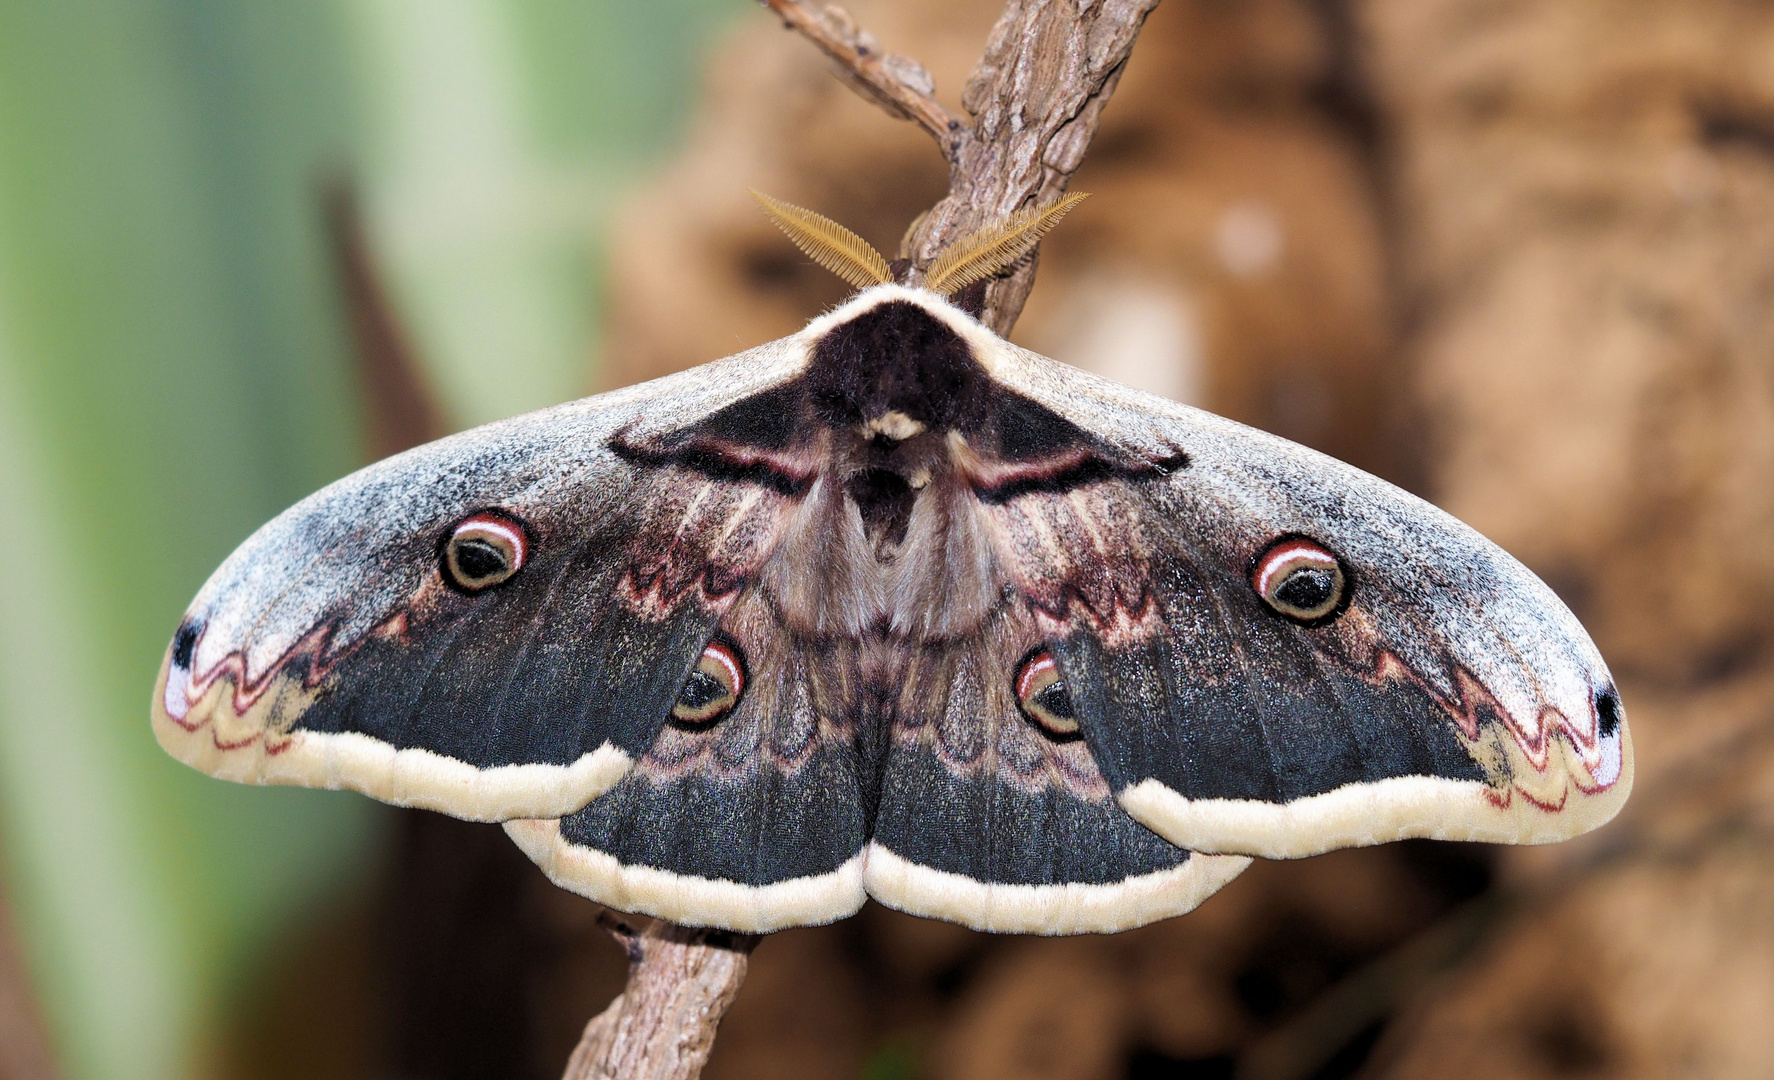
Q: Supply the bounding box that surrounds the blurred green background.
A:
[0,2,735,1076]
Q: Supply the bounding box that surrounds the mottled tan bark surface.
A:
[759,0,1160,334]
[559,917,757,1080]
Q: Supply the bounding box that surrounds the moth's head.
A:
[751,189,1087,315]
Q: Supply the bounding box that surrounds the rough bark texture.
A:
[902,0,1160,333]
[758,0,965,148]
[559,917,758,1080]
[767,0,1159,334]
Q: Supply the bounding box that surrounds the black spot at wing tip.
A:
[1595,686,1622,738]
[171,619,201,669]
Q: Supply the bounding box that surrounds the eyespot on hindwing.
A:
[673,640,746,724]
[442,512,529,592]
[1015,649,1080,738]
[1251,536,1349,625]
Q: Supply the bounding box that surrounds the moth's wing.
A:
[152,338,811,821]
[864,604,1249,934]
[505,588,868,932]
[971,342,1632,857]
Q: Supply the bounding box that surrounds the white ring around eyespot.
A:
[1016,652,1058,702]
[452,514,528,567]
[1253,539,1338,599]
[701,642,744,696]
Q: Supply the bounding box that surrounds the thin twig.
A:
[561,913,760,1080]
[758,0,968,155]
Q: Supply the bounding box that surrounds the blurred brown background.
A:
[8,0,1770,1078]
[578,2,1774,1077]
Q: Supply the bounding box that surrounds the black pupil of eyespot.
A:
[1596,689,1621,738]
[1275,567,1335,610]
[677,670,727,710]
[454,537,508,580]
[1031,678,1074,720]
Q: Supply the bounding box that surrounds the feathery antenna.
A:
[923,193,1089,296]
[751,190,894,291]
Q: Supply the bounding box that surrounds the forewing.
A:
[152,339,811,821]
[972,343,1632,857]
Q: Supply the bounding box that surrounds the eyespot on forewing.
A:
[1252,536,1349,625]
[442,512,529,592]
[1015,649,1080,739]
[673,640,746,725]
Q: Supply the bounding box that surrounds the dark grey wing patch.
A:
[1047,524,1488,804]
[154,348,812,822]
[968,368,1631,857]
[864,604,1249,934]
[505,590,867,932]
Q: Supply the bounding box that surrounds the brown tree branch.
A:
[759,0,967,155]
[911,0,1159,333]
[560,913,759,1080]
[767,0,1159,334]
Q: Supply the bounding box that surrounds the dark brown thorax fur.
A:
[620,300,1181,642]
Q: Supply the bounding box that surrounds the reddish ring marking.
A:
[700,641,745,696]
[1016,651,1059,701]
[453,513,528,568]
[1252,537,1338,598]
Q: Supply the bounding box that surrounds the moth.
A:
[153,194,1631,935]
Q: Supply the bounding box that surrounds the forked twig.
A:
[758,0,967,155]
[765,0,1159,333]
